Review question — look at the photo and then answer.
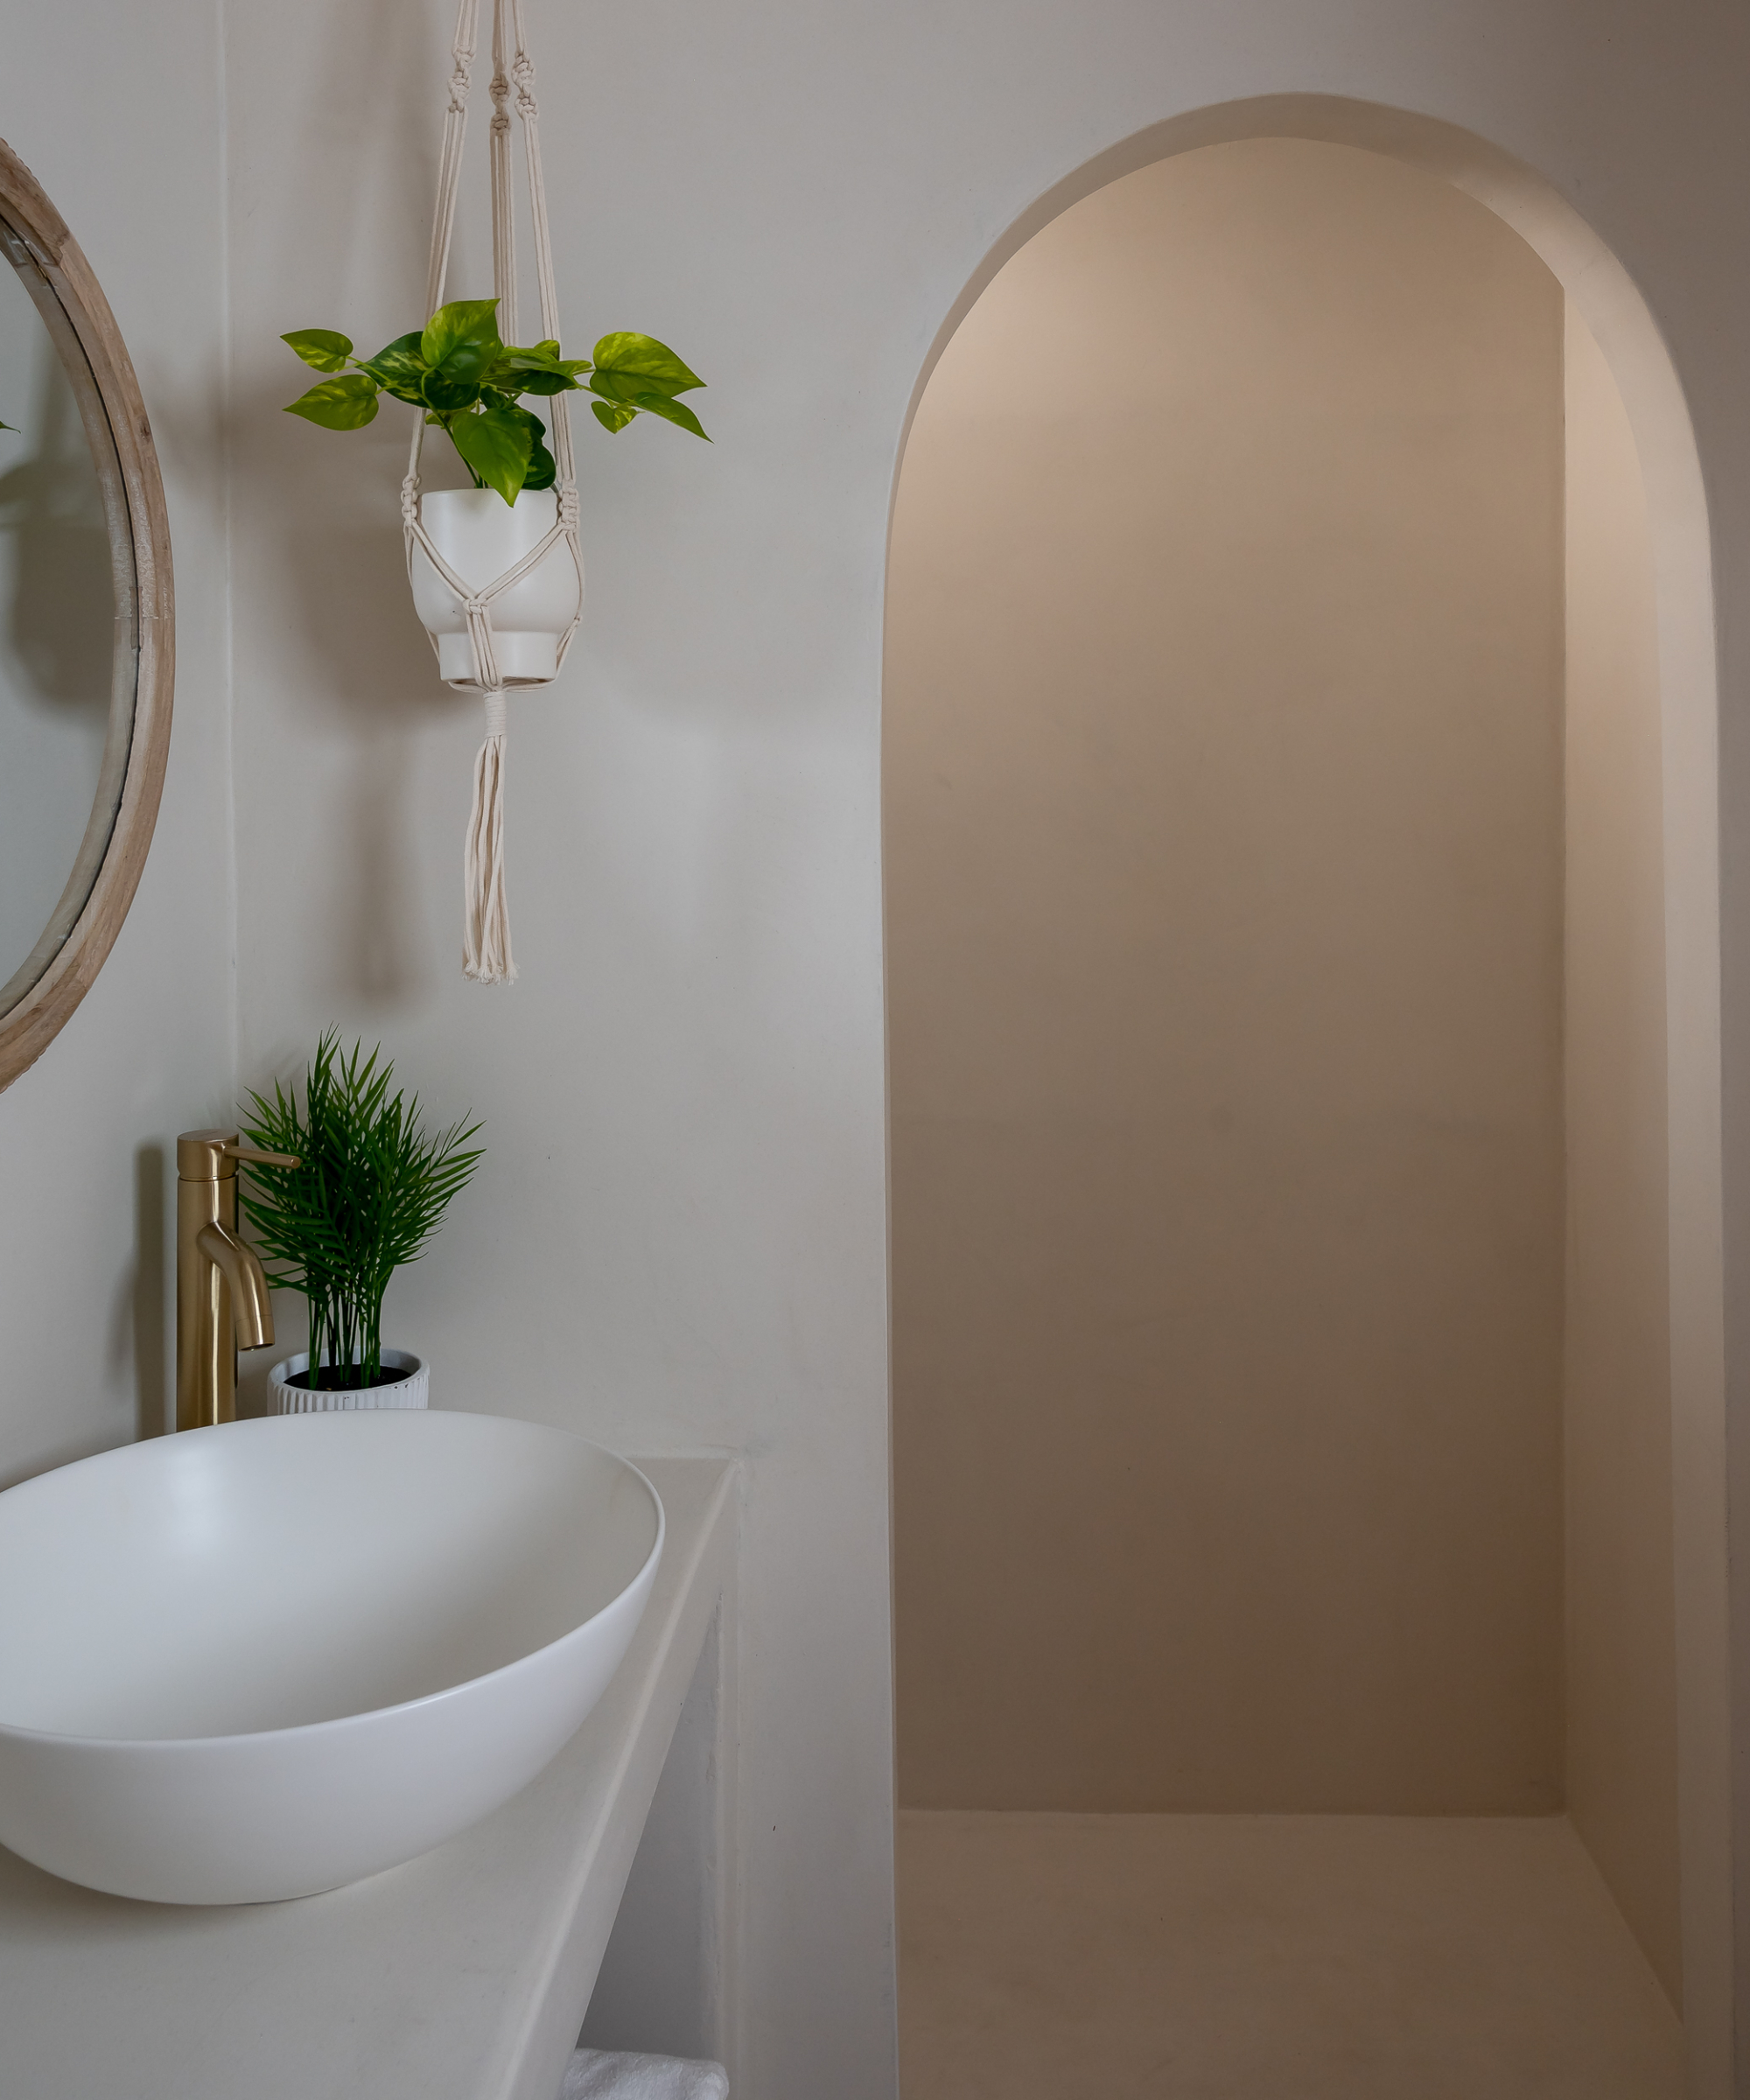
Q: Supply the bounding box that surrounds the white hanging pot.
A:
[269,1348,430,1415]
[408,486,583,689]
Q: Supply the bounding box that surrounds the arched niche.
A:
[885,93,1727,2096]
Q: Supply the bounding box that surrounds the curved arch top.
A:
[900,95,1703,508]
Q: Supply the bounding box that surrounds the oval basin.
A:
[0,1411,663,1904]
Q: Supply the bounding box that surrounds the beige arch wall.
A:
[890,139,1569,1813]
[887,116,1718,2052]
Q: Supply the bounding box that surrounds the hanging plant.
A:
[274,0,704,989]
[281,299,708,506]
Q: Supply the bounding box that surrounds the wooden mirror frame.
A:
[0,138,172,1093]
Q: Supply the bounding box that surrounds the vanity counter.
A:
[0,1452,736,2100]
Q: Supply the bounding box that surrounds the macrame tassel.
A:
[463,689,516,984]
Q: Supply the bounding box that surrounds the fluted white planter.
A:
[270,1349,429,1415]
[408,486,582,687]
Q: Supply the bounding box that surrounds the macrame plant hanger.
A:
[402,0,584,984]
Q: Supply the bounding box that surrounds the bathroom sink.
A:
[0,1411,663,1905]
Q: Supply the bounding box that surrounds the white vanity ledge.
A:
[0,1452,736,2100]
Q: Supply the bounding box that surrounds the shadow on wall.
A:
[219,0,478,1007]
[94,1140,167,1456]
[130,1143,165,1444]
[0,1132,158,1484]
[0,348,112,722]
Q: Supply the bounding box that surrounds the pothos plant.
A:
[281,298,707,506]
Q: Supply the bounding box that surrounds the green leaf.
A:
[421,339,497,414]
[500,365,581,396]
[508,402,556,489]
[627,389,710,440]
[585,368,648,405]
[359,332,429,406]
[481,396,555,485]
[501,340,588,374]
[0,417,16,434]
[283,328,354,373]
[591,331,704,397]
[587,372,710,440]
[483,343,588,398]
[592,398,638,434]
[420,298,502,371]
[284,374,380,430]
[416,298,504,413]
[448,397,533,504]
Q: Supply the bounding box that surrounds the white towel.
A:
[561,2048,729,2100]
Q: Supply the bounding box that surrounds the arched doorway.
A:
[885,105,1725,2096]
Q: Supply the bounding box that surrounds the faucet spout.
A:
[195,1219,276,1352]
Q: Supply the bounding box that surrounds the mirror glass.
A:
[0,215,135,1018]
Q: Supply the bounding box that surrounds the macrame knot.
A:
[512,53,539,116]
[483,688,508,738]
[557,482,579,529]
[400,474,421,528]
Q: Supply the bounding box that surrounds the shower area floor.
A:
[897,1810,1683,2100]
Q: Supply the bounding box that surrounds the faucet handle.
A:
[222,1142,302,1171]
[176,1130,302,1180]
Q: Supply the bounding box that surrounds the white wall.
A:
[4,4,1749,2096]
[220,12,895,2095]
[213,10,1750,2096]
[0,3,235,1488]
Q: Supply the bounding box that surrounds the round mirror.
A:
[0,141,172,1092]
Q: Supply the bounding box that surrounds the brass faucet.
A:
[175,1129,299,1432]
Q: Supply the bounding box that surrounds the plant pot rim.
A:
[269,1348,424,1389]
[420,485,556,508]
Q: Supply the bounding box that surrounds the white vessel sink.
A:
[0,1411,663,1905]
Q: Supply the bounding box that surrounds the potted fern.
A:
[237,1033,484,1412]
